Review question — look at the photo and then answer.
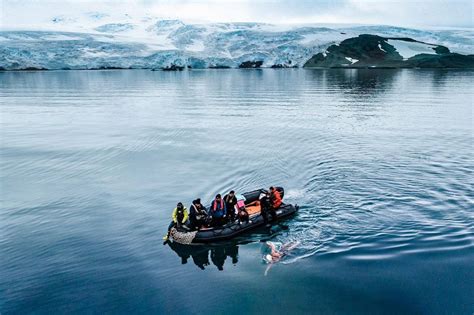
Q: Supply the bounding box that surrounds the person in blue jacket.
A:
[209,194,227,226]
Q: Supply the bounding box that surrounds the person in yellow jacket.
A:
[164,202,189,242]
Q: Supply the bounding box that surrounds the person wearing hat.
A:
[163,202,189,242]
[269,186,282,209]
[224,190,238,222]
[189,198,208,230]
[262,241,299,276]
[209,194,227,227]
[235,194,250,224]
[259,190,276,226]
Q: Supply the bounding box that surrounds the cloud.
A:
[1,0,473,29]
[345,0,474,28]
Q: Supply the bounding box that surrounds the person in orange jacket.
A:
[270,186,282,209]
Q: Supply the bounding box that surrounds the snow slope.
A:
[0,12,473,70]
[387,39,438,60]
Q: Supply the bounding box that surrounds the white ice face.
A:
[1,16,473,70]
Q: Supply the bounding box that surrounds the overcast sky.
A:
[1,0,473,29]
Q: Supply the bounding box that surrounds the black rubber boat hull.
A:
[191,203,298,243]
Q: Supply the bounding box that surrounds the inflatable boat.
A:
[169,187,298,244]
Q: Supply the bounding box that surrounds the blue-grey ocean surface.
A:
[0,69,473,314]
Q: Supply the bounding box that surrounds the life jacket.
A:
[192,204,206,220]
[236,199,245,209]
[212,199,224,211]
[271,190,282,208]
[173,206,188,224]
[225,194,236,206]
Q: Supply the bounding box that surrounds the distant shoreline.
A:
[2,67,474,72]
[2,26,473,71]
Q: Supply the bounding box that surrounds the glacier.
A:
[0,13,473,70]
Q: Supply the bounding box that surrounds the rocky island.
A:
[303,34,474,69]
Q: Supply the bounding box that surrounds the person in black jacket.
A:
[224,190,237,222]
[260,191,276,226]
[189,198,208,230]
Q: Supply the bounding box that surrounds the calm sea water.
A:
[1,69,473,314]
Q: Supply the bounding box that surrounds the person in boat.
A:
[269,186,282,209]
[164,202,189,241]
[224,190,238,222]
[235,194,250,224]
[189,198,208,230]
[260,191,276,225]
[209,194,227,226]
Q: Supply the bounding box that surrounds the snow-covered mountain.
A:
[0,12,473,70]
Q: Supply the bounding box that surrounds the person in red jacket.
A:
[270,186,282,209]
[209,194,227,227]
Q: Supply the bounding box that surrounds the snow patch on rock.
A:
[345,57,359,64]
[387,39,437,60]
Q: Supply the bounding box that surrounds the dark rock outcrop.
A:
[271,61,297,68]
[90,66,126,70]
[304,34,474,69]
[404,53,474,68]
[239,60,263,68]
[20,66,48,71]
[162,64,185,71]
[209,65,231,69]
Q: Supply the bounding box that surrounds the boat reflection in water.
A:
[168,241,239,271]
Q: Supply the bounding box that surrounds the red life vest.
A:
[212,199,224,211]
[272,190,282,208]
